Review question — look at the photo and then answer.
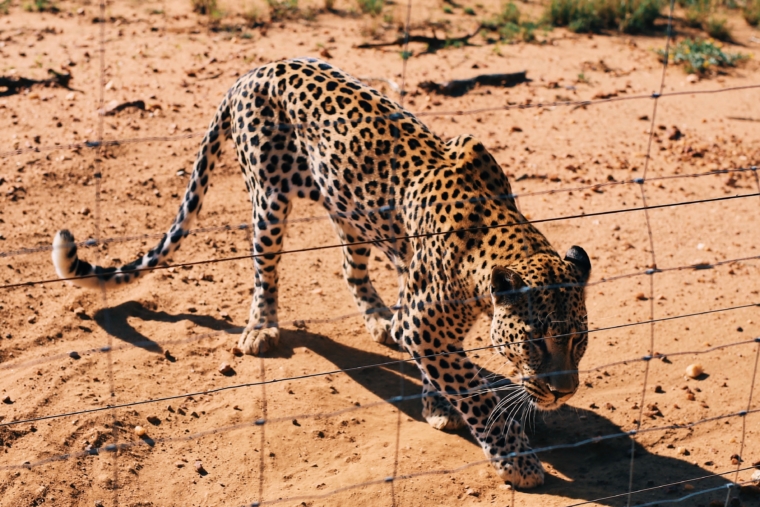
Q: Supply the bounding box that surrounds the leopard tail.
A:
[51,94,232,289]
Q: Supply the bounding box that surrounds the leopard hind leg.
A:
[330,218,395,345]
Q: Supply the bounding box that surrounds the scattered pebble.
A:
[218,363,234,375]
[685,363,703,379]
[677,447,689,456]
[635,292,647,301]
[231,347,243,357]
[175,461,185,468]
[730,454,742,465]
[69,351,81,360]
[27,315,37,324]
[466,488,479,497]
[147,416,161,425]
[2,395,12,404]
[293,320,307,329]
[654,385,664,393]
[134,426,147,437]
[194,460,206,474]
[667,126,682,141]
[73,307,86,316]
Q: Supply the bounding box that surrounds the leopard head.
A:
[489,246,591,411]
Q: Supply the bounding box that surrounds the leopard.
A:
[52,57,591,489]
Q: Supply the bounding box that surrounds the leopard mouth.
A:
[524,380,576,411]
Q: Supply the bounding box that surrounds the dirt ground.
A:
[1,0,760,505]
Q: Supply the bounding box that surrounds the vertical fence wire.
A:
[723,169,760,505]
[93,0,120,502]
[625,0,676,504]
[388,2,414,503]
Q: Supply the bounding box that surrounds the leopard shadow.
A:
[92,308,744,506]
[93,301,238,353]
[278,330,743,507]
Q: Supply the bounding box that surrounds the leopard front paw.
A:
[238,326,280,355]
[422,392,466,431]
[366,315,395,345]
[492,452,544,489]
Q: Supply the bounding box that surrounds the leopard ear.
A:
[490,267,525,306]
[565,245,591,282]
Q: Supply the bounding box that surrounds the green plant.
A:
[660,38,746,74]
[544,0,661,33]
[191,0,218,15]
[324,0,335,10]
[464,6,476,14]
[0,0,10,14]
[705,15,731,39]
[242,5,262,25]
[443,5,453,13]
[357,0,383,15]
[23,0,57,12]
[743,0,760,25]
[267,0,299,19]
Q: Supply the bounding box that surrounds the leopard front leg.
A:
[237,191,292,356]
[396,305,544,489]
[421,376,465,430]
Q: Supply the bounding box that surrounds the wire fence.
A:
[1,1,760,506]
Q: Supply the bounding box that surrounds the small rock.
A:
[69,351,81,360]
[510,126,523,133]
[220,311,230,320]
[685,363,703,379]
[293,320,307,329]
[686,74,699,83]
[146,416,161,425]
[74,307,87,316]
[194,460,206,474]
[218,363,234,375]
[667,126,682,141]
[231,347,243,357]
[134,426,147,437]
[2,395,12,404]
[731,454,742,465]
[175,461,185,468]
[635,292,647,301]
[466,488,479,497]
[677,447,689,456]
[27,315,37,324]
[654,385,664,393]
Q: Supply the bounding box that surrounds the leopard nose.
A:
[548,386,574,401]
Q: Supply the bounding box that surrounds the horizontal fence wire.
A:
[3,393,758,505]
[2,331,758,428]
[1,250,758,374]
[2,191,758,291]
[1,165,756,261]
[2,82,760,160]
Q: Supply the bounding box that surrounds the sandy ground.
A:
[1,0,760,505]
